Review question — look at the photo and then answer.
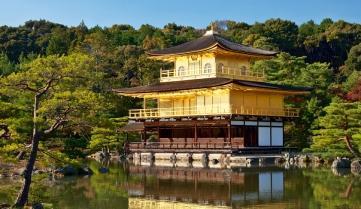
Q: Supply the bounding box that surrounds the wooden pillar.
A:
[228,119,231,143]
[142,128,147,145]
[157,124,160,142]
[143,98,146,109]
[194,122,198,143]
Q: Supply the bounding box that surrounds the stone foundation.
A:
[129,151,284,168]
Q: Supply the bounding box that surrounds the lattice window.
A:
[203,63,212,74]
[178,66,185,76]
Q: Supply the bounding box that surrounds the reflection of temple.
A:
[127,165,290,208]
[129,198,230,209]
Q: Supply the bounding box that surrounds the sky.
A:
[1,0,361,29]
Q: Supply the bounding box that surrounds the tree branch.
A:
[0,123,11,139]
[37,77,59,97]
[43,119,68,135]
[13,82,38,92]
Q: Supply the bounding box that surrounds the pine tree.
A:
[312,100,361,157]
[0,53,106,207]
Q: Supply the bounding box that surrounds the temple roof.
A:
[113,77,312,95]
[118,122,144,132]
[147,32,277,57]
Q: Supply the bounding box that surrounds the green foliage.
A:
[299,20,318,38]
[40,148,82,168]
[0,53,110,162]
[63,137,88,159]
[0,52,15,76]
[311,100,361,157]
[252,52,332,88]
[46,28,71,55]
[344,43,361,75]
[89,117,128,153]
[89,128,122,150]
[242,34,278,51]
[343,70,361,91]
[262,18,299,52]
[0,143,24,158]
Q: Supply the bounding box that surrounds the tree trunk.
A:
[344,135,359,157]
[13,95,40,208]
[13,133,40,207]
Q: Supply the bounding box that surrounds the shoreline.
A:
[1,153,360,178]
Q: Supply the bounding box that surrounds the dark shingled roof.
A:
[118,122,144,132]
[147,33,277,56]
[113,78,312,94]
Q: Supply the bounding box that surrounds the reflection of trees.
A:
[0,179,20,204]
[303,168,361,209]
[42,177,99,209]
[49,161,131,209]
[2,163,361,209]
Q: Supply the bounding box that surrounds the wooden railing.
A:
[128,142,244,150]
[129,105,232,119]
[160,66,265,82]
[231,106,299,117]
[216,66,264,81]
[128,106,299,119]
[127,142,294,154]
[160,68,215,82]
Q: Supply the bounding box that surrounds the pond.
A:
[1,161,361,209]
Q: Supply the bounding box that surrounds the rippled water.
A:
[1,161,360,209]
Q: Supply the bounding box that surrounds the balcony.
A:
[160,66,265,82]
[129,105,232,119]
[128,105,299,119]
[217,66,264,81]
[160,68,215,82]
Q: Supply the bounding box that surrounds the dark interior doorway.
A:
[244,126,258,147]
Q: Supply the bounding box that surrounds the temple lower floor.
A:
[127,116,285,152]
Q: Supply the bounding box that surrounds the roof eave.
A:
[146,44,218,57]
[112,81,312,97]
[147,45,278,59]
[214,43,278,58]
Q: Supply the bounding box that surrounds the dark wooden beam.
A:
[194,122,198,143]
[227,119,231,142]
[144,119,229,128]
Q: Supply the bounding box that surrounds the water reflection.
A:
[127,165,290,208]
[1,161,361,209]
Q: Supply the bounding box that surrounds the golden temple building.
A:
[114,29,310,154]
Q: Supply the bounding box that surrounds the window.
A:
[173,128,195,138]
[189,61,200,74]
[240,66,247,76]
[258,127,271,146]
[217,63,224,72]
[231,126,243,138]
[197,126,227,138]
[203,63,212,74]
[271,127,283,146]
[178,66,185,76]
[159,128,172,138]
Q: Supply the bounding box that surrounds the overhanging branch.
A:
[0,123,11,139]
[43,119,68,135]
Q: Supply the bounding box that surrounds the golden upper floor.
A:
[147,30,277,83]
[158,53,266,82]
[128,88,300,119]
[114,78,311,119]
